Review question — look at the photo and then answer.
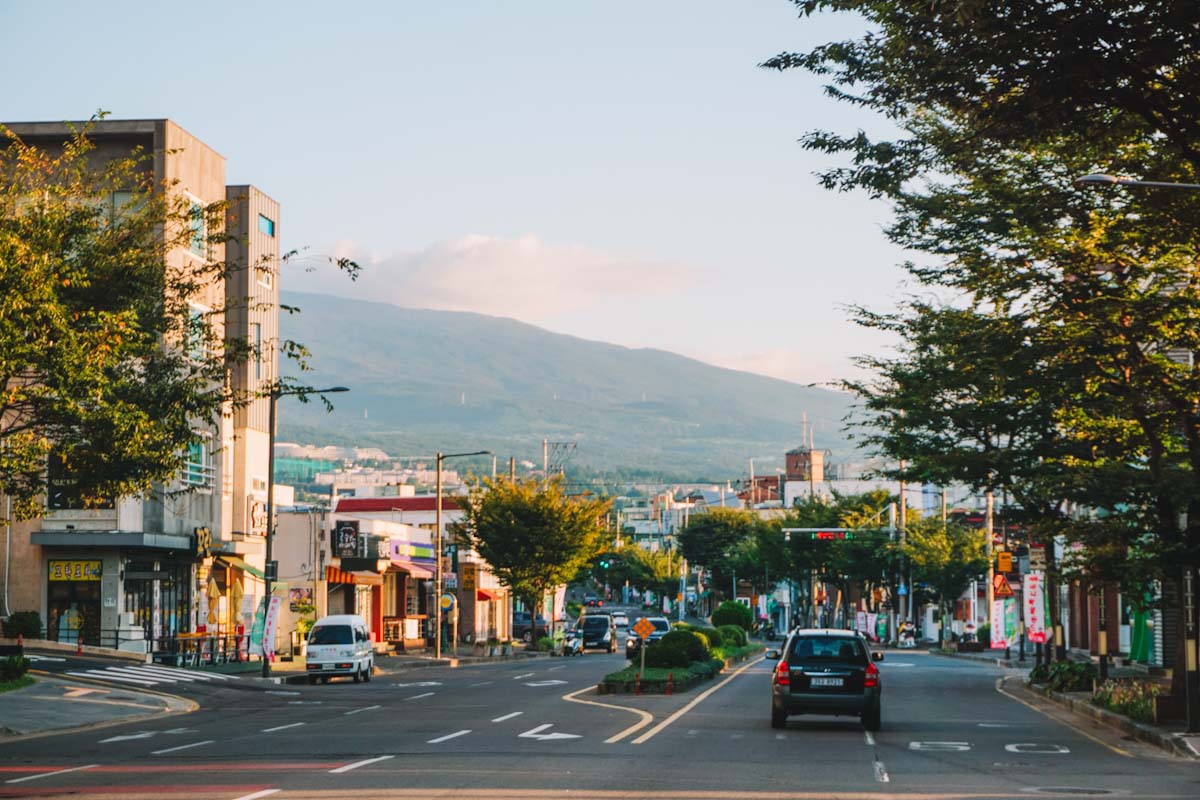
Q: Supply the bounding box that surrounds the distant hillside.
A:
[276,291,858,478]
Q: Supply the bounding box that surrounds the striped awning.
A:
[388,559,433,579]
[325,565,383,586]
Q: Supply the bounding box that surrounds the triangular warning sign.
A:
[993,573,1014,598]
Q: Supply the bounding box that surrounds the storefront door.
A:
[47,559,103,646]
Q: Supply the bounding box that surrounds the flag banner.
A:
[1023,572,1047,644]
[991,599,1008,648]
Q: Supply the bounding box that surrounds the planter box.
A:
[956,642,987,653]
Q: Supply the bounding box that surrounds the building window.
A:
[189,201,206,258]
[252,477,268,492]
[186,305,207,361]
[183,435,215,489]
[258,213,275,237]
[252,323,262,380]
[257,266,273,289]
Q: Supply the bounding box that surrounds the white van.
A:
[305,614,374,684]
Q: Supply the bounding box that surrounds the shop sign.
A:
[334,520,360,558]
[48,560,102,581]
[1029,546,1047,570]
[997,551,1013,573]
[461,563,478,591]
[192,526,213,558]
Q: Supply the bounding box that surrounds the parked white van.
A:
[305,614,374,684]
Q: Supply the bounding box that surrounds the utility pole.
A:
[898,462,907,629]
[509,457,515,481]
[985,491,995,645]
[542,438,548,474]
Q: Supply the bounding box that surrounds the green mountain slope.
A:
[277,291,856,478]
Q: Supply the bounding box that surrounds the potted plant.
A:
[294,602,316,658]
[487,636,501,656]
[500,639,513,656]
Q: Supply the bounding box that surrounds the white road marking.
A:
[427,729,471,744]
[492,712,523,722]
[519,723,581,741]
[631,656,763,745]
[99,732,156,743]
[266,690,301,696]
[1005,743,1070,754]
[468,681,494,687]
[261,722,306,733]
[979,723,1013,728]
[103,666,201,683]
[25,655,66,662]
[406,692,435,700]
[329,755,394,774]
[548,666,566,671]
[909,741,971,751]
[152,739,213,755]
[687,729,699,736]
[344,705,382,715]
[69,670,157,686]
[231,790,281,800]
[5,765,99,784]
[513,672,535,680]
[563,685,654,745]
[288,700,322,705]
[392,681,442,688]
[776,733,786,740]
[874,760,890,783]
[523,679,567,687]
[128,665,225,681]
[864,731,875,746]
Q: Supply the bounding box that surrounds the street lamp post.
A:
[262,384,349,678]
[1075,171,1200,732]
[433,450,491,661]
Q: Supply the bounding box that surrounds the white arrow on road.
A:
[519,724,581,741]
[523,680,567,687]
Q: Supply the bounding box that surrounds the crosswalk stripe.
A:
[122,667,214,682]
[69,670,159,686]
[102,667,196,683]
[136,665,230,681]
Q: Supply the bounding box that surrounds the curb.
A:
[265,651,554,684]
[1003,674,1200,760]
[929,647,1035,669]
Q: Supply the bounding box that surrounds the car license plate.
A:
[810,677,843,687]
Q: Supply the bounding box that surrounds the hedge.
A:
[711,601,752,631]
[0,655,30,682]
[645,630,709,668]
[2,612,42,639]
[718,625,747,647]
[1029,660,1097,693]
[599,658,724,694]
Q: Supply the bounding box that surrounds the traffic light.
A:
[599,558,609,569]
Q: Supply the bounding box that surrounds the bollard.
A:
[16,633,23,648]
[635,672,641,696]
[666,672,673,695]
[76,638,83,656]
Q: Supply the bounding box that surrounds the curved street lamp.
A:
[262,384,349,677]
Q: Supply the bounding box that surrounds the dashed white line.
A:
[864,731,876,746]
[261,722,306,733]
[547,665,566,672]
[468,681,493,687]
[874,760,890,783]
[344,705,382,715]
[427,729,471,744]
[231,790,281,800]
[406,692,435,700]
[492,711,524,722]
[329,755,394,774]
[152,740,213,755]
[5,765,99,784]
[513,672,534,680]
[775,733,786,740]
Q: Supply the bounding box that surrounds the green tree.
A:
[902,519,987,646]
[678,507,762,599]
[456,476,610,649]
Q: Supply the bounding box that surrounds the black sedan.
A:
[767,628,882,731]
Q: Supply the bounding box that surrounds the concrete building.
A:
[0,119,278,659]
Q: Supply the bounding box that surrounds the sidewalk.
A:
[0,675,194,740]
[931,646,1200,760]
[256,645,555,684]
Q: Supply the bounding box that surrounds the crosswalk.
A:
[65,664,240,687]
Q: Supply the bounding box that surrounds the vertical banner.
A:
[1004,597,1018,644]
[990,599,1008,648]
[249,595,267,651]
[263,594,283,660]
[1023,572,1047,644]
[856,610,869,635]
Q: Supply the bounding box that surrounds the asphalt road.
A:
[3,643,1199,799]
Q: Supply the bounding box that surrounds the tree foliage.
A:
[902,519,987,642]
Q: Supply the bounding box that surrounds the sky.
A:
[1,0,909,387]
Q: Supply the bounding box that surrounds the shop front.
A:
[324,564,383,640]
[46,558,104,645]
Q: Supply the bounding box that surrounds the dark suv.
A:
[512,612,548,643]
[575,613,618,652]
[767,628,882,731]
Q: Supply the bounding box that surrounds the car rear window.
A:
[788,636,866,665]
[650,619,670,631]
[583,617,610,629]
[309,625,353,645]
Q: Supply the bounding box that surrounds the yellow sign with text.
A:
[461,563,478,591]
[997,551,1013,573]
[48,560,102,581]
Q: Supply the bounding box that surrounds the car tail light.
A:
[864,662,879,688]
[774,659,790,686]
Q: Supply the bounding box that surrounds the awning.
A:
[389,560,433,579]
[325,565,383,586]
[477,588,499,602]
[216,555,265,580]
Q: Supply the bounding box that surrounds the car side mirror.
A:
[765,650,780,660]
[872,651,884,662]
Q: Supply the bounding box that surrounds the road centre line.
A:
[330,755,394,774]
[548,666,566,671]
[468,681,493,687]
[406,692,435,700]
[631,656,764,745]
[5,765,99,784]
[513,673,534,680]
[561,686,654,744]
[151,740,213,755]
[344,705,382,715]
[261,722,306,733]
[231,791,281,800]
[864,731,875,746]
[492,711,523,722]
[993,677,1133,758]
[874,760,890,783]
[427,729,471,744]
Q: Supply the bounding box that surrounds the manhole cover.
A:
[1022,789,1119,796]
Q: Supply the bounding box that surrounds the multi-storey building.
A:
[0,119,278,656]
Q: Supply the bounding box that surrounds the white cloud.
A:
[291,234,692,322]
[703,348,850,387]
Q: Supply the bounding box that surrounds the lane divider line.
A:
[631,657,764,745]
[344,705,382,715]
[406,692,435,700]
[492,712,523,722]
[561,686,653,744]
[151,739,213,755]
[874,760,890,783]
[231,790,281,800]
[864,731,875,746]
[994,677,1133,759]
[5,764,99,784]
[330,755,394,774]
[261,722,306,733]
[427,729,471,744]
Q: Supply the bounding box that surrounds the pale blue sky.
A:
[2,0,906,385]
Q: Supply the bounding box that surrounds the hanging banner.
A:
[263,594,283,661]
[991,599,1009,648]
[249,595,267,651]
[1004,597,1018,644]
[1023,572,1047,644]
[856,610,869,635]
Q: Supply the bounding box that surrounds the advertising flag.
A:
[1023,572,1047,644]
[990,599,1008,648]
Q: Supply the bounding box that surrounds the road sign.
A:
[461,563,477,591]
[439,593,456,611]
[993,573,1014,599]
[1029,546,1046,570]
[997,551,1013,573]
[632,617,655,639]
[897,583,908,596]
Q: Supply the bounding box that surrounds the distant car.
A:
[305,614,374,684]
[625,616,671,659]
[767,628,882,731]
[584,594,603,608]
[611,612,629,629]
[574,613,618,653]
[512,612,548,643]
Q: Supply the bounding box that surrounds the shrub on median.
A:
[1029,660,1097,693]
[644,630,709,669]
[718,625,747,647]
[711,601,752,631]
[1,655,30,682]
[2,611,42,639]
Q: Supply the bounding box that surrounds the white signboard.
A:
[990,599,1008,648]
[1023,572,1047,644]
[855,610,869,634]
